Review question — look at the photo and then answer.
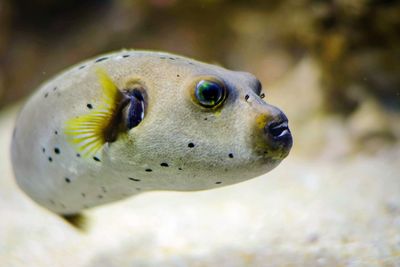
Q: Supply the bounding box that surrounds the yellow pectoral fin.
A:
[96,69,121,106]
[64,69,123,158]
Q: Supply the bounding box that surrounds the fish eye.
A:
[194,80,227,108]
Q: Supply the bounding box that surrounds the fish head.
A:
[106,56,293,190]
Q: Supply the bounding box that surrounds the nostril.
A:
[267,121,290,139]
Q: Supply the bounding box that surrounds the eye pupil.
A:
[195,80,226,107]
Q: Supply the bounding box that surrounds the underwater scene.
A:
[0,0,399,266]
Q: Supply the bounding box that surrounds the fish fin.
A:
[62,213,89,231]
[64,69,122,157]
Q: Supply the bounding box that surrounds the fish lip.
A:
[266,119,293,149]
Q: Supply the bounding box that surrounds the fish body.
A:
[11,50,292,215]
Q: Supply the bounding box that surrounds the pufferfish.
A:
[11,50,292,225]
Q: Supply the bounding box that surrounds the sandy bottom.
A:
[1,107,399,267]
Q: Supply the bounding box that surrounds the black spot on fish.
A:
[81,193,86,197]
[54,148,60,154]
[76,153,81,158]
[122,54,130,58]
[93,156,101,162]
[178,167,183,171]
[188,143,195,148]
[169,57,175,60]
[54,130,58,135]
[204,117,208,121]
[87,103,93,109]
[160,163,169,167]
[42,147,46,153]
[215,181,222,184]
[48,157,53,162]
[95,57,108,63]
[177,74,180,77]
[53,87,57,91]
[65,177,71,183]
[129,177,141,182]
[44,93,49,98]
[245,95,249,101]
[260,93,265,99]
[228,153,234,158]
[78,65,86,70]
[145,169,152,172]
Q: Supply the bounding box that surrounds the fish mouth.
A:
[267,120,291,141]
[265,119,293,152]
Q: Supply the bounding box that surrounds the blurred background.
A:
[0,0,399,266]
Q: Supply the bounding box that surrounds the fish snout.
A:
[255,106,293,158]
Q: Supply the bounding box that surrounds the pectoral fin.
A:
[64,69,123,157]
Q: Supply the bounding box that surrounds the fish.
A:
[11,50,292,227]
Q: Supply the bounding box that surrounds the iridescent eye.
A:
[194,80,226,108]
